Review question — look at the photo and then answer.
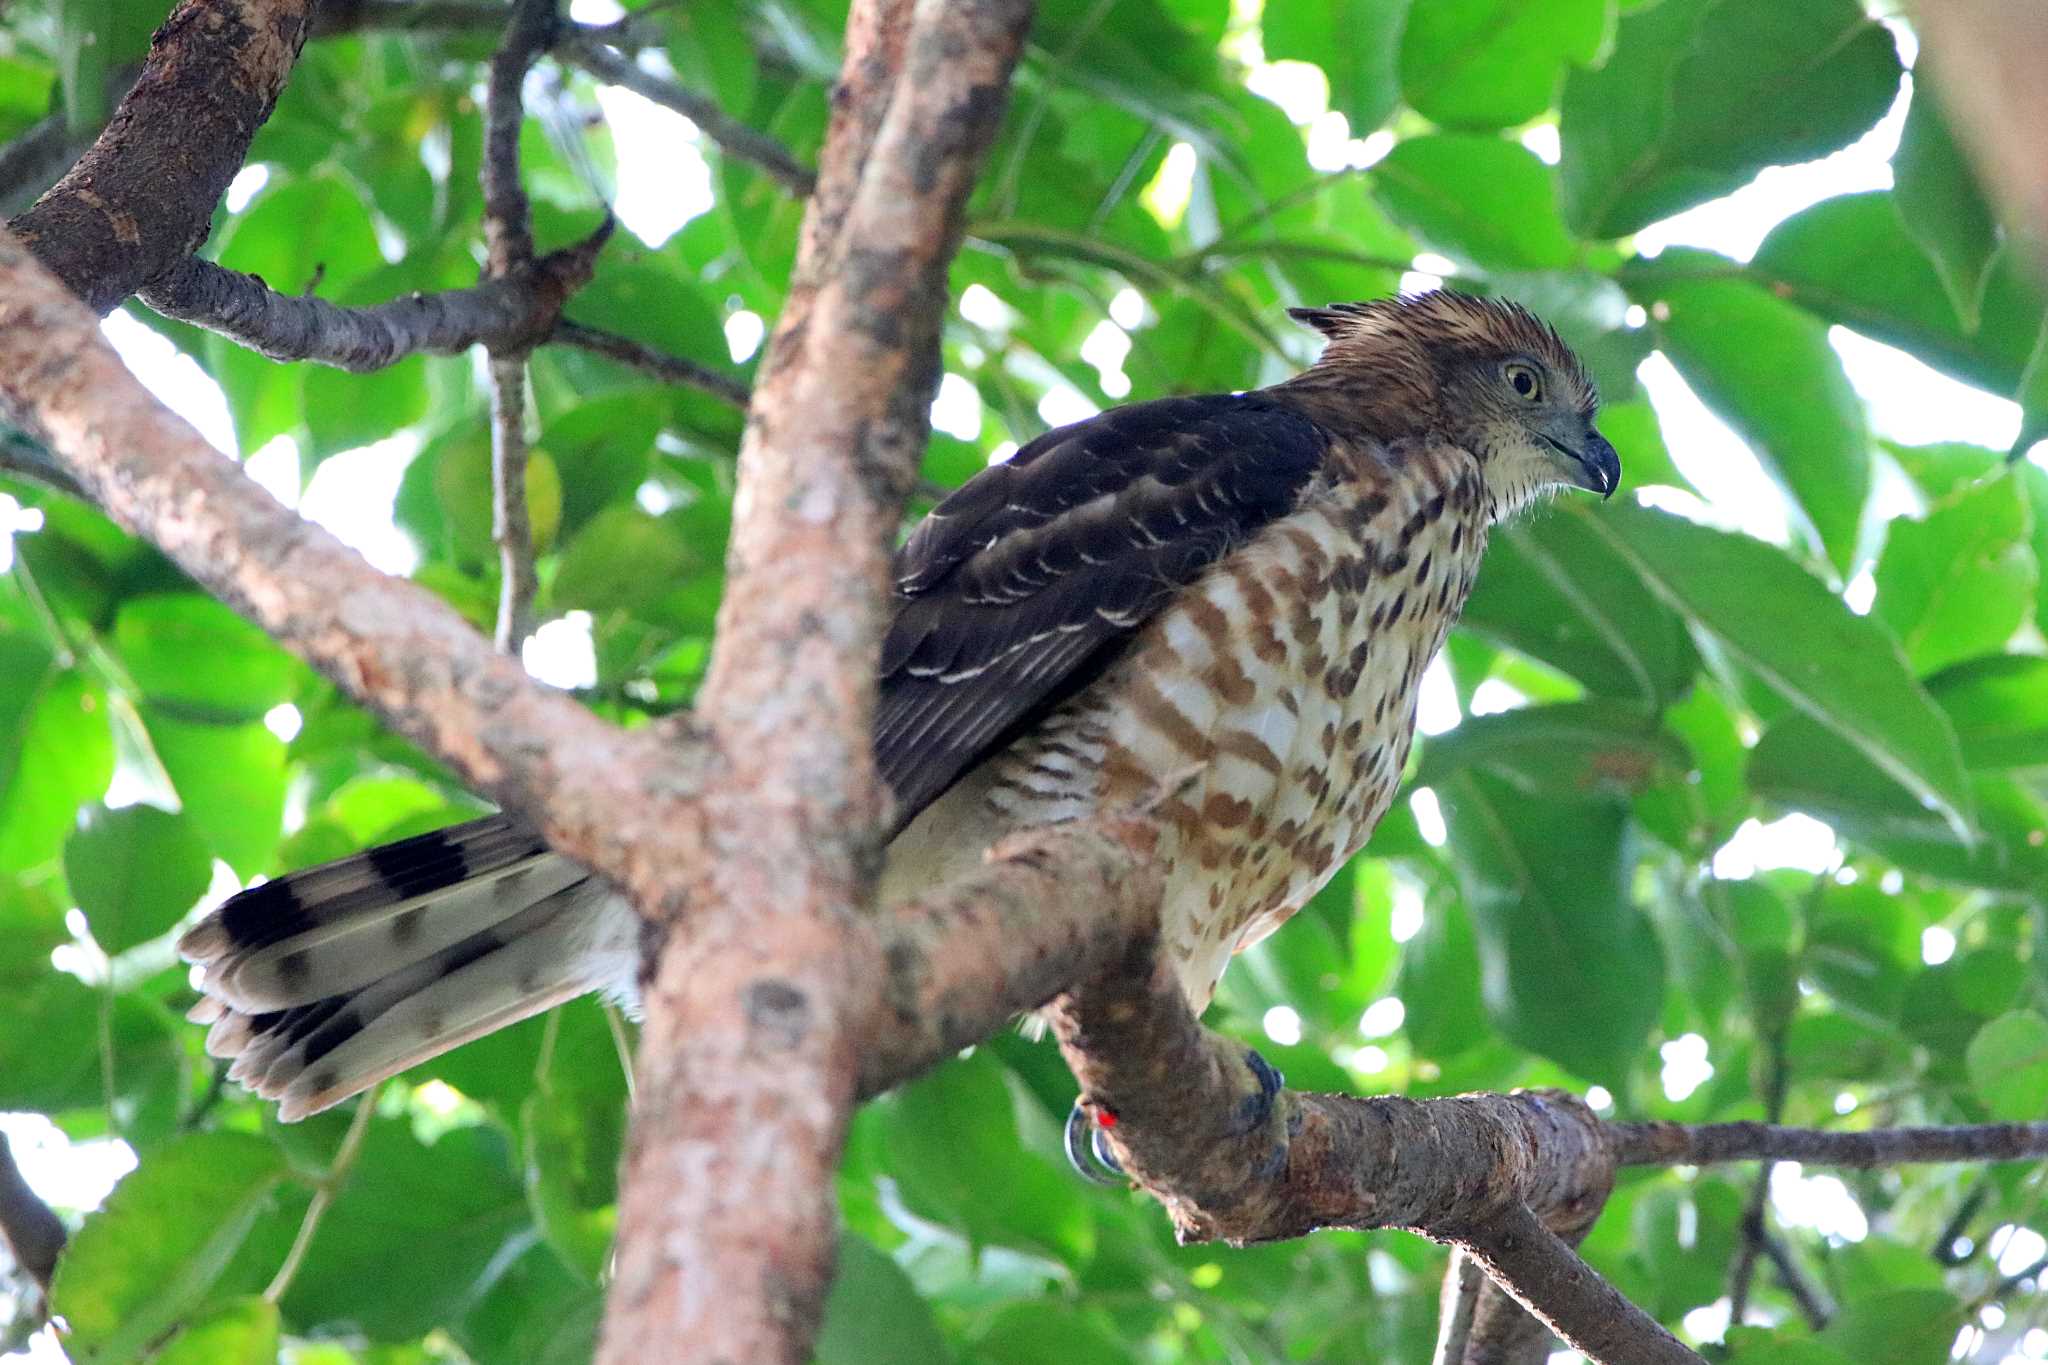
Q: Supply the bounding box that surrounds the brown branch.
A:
[136,225,612,370]
[556,32,818,194]
[855,815,1164,1098]
[1045,941,1698,1365]
[1726,1024,1790,1327]
[595,1,1031,1360]
[480,0,555,653]
[488,352,536,649]
[10,0,314,313]
[1612,1121,2048,1167]
[550,319,751,407]
[0,1133,63,1303]
[1457,1204,1703,1365]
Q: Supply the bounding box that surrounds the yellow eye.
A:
[1504,362,1542,401]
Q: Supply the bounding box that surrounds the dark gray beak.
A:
[1543,431,1621,500]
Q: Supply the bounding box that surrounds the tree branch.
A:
[480,0,555,653]
[595,1,1031,1360]
[1456,1203,1703,1365]
[550,319,750,407]
[136,225,612,370]
[856,815,1164,1098]
[487,351,536,650]
[555,32,818,194]
[1045,939,1699,1365]
[1612,1121,2048,1167]
[10,0,315,312]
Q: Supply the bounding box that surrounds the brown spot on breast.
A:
[1216,729,1283,775]
[1127,673,1214,763]
[1203,792,1253,828]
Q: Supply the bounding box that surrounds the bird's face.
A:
[1445,350,1619,519]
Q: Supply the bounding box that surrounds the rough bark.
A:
[137,225,610,369]
[857,816,1163,1098]
[10,0,314,312]
[594,3,1033,1362]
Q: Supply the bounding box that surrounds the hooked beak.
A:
[1541,430,1621,500]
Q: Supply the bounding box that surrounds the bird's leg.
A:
[1234,1047,1286,1135]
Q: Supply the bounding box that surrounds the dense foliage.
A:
[1,0,2045,1360]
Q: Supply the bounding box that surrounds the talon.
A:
[1064,1099,1125,1185]
[1234,1047,1286,1134]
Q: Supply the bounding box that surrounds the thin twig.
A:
[1727,1025,1791,1325]
[489,352,536,649]
[556,32,817,194]
[551,319,751,407]
[481,0,556,653]
[1613,1121,2048,1167]
[263,1085,379,1303]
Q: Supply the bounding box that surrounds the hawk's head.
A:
[1286,291,1620,516]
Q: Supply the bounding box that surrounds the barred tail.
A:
[178,814,634,1121]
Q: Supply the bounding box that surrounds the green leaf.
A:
[64,804,213,954]
[1418,699,1684,797]
[0,670,114,874]
[1626,251,1869,570]
[283,1121,530,1343]
[1965,1011,2048,1122]
[1894,86,2000,331]
[1371,135,1576,271]
[1751,193,2045,401]
[1437,771,1662,1083]
[540,394,664,538]
[1747,714,2047,890]
[217,173,385,298]
[1928,654,2048,771]
[142,708,286,878]
[1724,1336,1854,1365]
[520,1087,618,1283]
[153,1296,281,1365]
[1873,473,2034,676]
[1396,874,1491,1061]
[1816,1289,1965,1365]
[878,1052,1090,1261]
[302,355,430,465]
[551,505,695,617]
[814,1237,954,1365]
[51,1133,287,1365]
[1399,0,1611,129]
[1559,0,1901,238]
[1887,440,2048,635]
[1260,0,1407,134]
[1459,507,1697,704]
[1590,504,1972,838]
[113,594,299,723]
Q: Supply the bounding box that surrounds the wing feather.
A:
[876,393,1327,827]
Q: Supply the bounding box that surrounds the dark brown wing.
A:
[876,393,1328,829]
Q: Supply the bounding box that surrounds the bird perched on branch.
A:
[179,291,1618,1123]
